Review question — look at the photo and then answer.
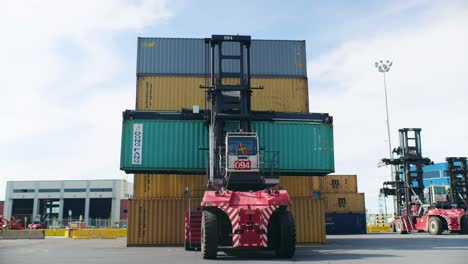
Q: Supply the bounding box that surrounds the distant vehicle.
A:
[380,129,468,235]
[1,216,25,230]
[28,214,49,229]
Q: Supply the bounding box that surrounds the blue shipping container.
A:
[401,161,466,187]
[137,38,307,77]
[325,213,367,235]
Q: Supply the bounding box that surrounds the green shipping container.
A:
[120,113,334,175]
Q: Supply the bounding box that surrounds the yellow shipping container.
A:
[127,198,202,246]
[321,175,358,193]
[134,175,326,199]
[278,176,323,198]
[290,198,326,244]
[323,193,366,213]
[136,76,309,112]
[134,174,206,199]
[127,197,325,246]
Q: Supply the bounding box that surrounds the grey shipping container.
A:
[137,37,307,77]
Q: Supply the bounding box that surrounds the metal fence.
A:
[42,218,128,229]
[86,219,128,229]
[366,214,394,226]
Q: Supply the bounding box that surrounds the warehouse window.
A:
[64,188,87,192]
[13,189,35,193]
[331,179,340,189]
[90,188,113,192]
[38,189,61,193]
[338,198,347,207]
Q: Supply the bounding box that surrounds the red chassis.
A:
[393,208,468,234]
[185,189,293,250]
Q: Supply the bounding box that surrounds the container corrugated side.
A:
[278,176,323,198]
[290,198,326,244]
[323,193,366,213]
[135,76,309,113]
[132,174,322,199]
[127,198,324,246]
[321,175,358,193]
[127,198,202,246]
[325,213,367,234]
[133,174,206,199]
[137,38,307,77]
[120,119,208,172]
[121,119,334,174]
[253,122,334,174]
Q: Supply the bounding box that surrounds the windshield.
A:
[228,137,257,156]
[433,186,446,195]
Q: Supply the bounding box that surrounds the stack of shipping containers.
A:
[127,37,329,246]
[322,175,367,234]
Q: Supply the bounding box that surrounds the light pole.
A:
[375,60,395,216]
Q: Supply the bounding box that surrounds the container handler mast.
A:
[379,128,468,234]
[184,35,296,259]
[447,157,468,210]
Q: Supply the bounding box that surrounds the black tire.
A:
[460,216,468,235]
[201,210,218,259]
[428,217,443,235]
[395,219,408,234]
[274,211,296,258]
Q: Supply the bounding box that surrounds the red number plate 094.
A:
[234,160,252,170]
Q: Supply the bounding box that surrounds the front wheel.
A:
[274,211,296,258]
[428,217,443,235]
[460,216,468,234]
[395,219,407,234]
[201,211,218,259]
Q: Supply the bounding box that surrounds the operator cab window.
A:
[228,137,257,156]
[433,187,446,195]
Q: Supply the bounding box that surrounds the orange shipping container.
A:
[127,198,202,246]
[322,193,366,213]
[321,175,358,193]
[290,198,326,244]
[127,197,325,246]
[278,176,323,198]
[133,174,323,199]
[135,76,309,113]
[133,174,206,199]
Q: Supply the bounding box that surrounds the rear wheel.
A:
[428,217,443,235]
[395,219,407,234]
[460,216,468,234]
[274,211,296,258]
[201,211,218,259]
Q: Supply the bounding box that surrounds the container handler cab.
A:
[184,35,296,259]
[425,185,450,208]
[379,129,468,235]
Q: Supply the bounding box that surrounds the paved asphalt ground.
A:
[1,233,467,264]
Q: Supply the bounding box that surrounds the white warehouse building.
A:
[3,179,133,227]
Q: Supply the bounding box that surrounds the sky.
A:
[0,0,467,214]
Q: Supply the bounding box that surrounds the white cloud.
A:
[0,0,172,199]
[308,4,468,213]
